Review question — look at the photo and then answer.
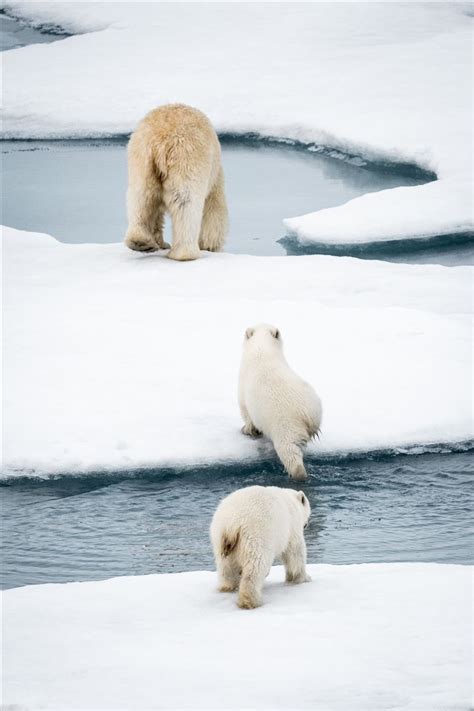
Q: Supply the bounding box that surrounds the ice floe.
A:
[2,226,472,477]
[2,563,471,709]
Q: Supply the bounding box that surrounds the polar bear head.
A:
[244,323,283,350]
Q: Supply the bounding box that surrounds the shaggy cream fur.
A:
[239,324,322,480]
[125,104,228,261]
[210,485,311,609]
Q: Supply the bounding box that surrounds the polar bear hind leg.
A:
[164,179,206,261]
[273,435,308,481]
[199,167,228,252]
[125,136,164,253]
[237,552,273,609]
[217,555,241,593]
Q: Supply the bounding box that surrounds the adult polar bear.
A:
[125,104,228,261]
[211,485,311,609]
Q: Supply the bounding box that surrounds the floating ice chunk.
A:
[284,179,474,246]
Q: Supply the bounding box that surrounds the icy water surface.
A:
[2,138,441,260]
[1,13,69,50]
[2,451,472,589]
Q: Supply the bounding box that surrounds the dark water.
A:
[2,451,472,589]
[281,232,474,266]
[1,13,69,51]
[2,138,439,260]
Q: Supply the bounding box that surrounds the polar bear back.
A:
[240,330,322,440]
[210,485,306,559]
[131,103,222,191]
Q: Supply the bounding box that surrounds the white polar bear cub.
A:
[125,104,228,261]
[239,324,322,480]
[210,485,311,609]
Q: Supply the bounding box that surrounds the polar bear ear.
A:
[271,328,280,339]
[298,491,306,505]
[245,327,254,340]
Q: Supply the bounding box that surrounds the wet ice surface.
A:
[1,138,441,260]
[0,13,69,51]
[2,451,472,589]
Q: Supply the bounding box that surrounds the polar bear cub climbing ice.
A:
[239,324,322,480]
[210,485,311,609]
[125,104,228,261]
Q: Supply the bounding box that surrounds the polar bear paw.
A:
[218,582,238,593]
[167,245,201,262]
[125,229,158,253]
[241,423,263,438]
[286,571,312,584]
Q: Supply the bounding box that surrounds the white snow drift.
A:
[1,2,473,246]
[2,563,472,710]
[2,226,472,477]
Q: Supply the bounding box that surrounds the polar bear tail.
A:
[220,529,240,558]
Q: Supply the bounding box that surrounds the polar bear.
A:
[124,104,228,261]
[210,485,311,609]
[239,324,322,480]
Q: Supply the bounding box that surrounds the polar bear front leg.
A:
[239,396,262,438]
[282,534,311,584]
[241,421,263,438]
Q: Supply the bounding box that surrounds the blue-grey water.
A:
[1,451,472,589]
[2,138,471,264]
[1,12,69,50]
[1,138,449,261]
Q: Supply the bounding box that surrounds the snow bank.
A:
[2,226,472,477]
[2,2,473,245]
[3,563,471,710]
[284,178,474,246]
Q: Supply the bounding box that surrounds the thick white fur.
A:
[210,485,311,609]
[239,324,322,480]
[125,104,228,261]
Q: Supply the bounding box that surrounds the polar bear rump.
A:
[125,104,228,261]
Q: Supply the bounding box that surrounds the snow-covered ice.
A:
[1,2,473,246]
[2,563,472,710]
[284,178,474,246]
[2,226,472,477]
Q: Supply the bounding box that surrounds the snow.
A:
[2,226,472,477]
[284,178,474,246]
[2,2,473,246]
[2,563,472,710]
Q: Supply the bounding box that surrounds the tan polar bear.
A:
[239,324,322,480]
[210,485,311,609]
[125,104,228,261]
